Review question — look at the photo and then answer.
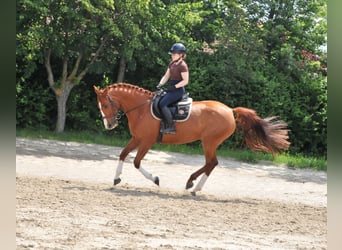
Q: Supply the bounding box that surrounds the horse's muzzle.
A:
[102,112,122,130]
[103,119,118,130]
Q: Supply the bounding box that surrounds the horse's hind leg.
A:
[186,141,219,195]
[185,166,207,190]
[114,137,139,185]
[191,158,217,195]
[186,157,218,194]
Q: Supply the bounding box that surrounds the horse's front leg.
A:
[113,138,139,185]
[134,145,159,186]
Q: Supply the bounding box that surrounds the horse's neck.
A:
[110,85,151,111]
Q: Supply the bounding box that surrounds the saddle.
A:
[151,91,193,122]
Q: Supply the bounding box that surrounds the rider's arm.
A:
[174,71,189,88]
[158,68,170,87]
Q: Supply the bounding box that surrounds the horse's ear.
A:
[93,85,100,94]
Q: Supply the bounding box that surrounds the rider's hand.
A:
[156,83,162,89]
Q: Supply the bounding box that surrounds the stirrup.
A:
[163,125,176,134]
[160,121,176,134]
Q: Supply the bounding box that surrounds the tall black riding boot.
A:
[160,106,176,134]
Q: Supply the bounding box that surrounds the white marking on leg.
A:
[192,174,208,193]
[139,166,156,182]
[114,160,123,180]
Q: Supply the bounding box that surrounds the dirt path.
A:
[16,138,327,249]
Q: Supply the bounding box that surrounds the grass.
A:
[16,128,327,171]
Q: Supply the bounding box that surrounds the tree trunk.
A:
[55,83,74,133]
[44,37,108,133]
[117,57,126,82]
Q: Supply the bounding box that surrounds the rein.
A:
[117,99,151,120]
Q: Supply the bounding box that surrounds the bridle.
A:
[100,94,151,122]
[99,95,120,121]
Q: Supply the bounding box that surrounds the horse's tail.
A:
[233,107,290,155]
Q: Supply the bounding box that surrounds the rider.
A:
[157,42,189,134]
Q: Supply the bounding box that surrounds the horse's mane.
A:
[107,83,154,98]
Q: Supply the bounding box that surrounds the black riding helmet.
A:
[168,43,186,54]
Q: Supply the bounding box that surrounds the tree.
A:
[239,0,327,156]
[17,0,119,132]
[17,0,204,131]
[117,0,205,85]
[16,0,327,157]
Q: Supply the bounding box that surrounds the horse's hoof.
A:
[191,191,196,196]
[113,178,121,185]
[154,176,159,186]
[186,181,194,190]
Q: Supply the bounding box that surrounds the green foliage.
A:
[16,0,327,158]
[16,80,55,130]
[258,67,327,157]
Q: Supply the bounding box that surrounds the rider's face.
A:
[171,53,182,61]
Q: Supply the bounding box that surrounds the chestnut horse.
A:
[94,83,290,195]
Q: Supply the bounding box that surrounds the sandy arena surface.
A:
[16,138,327,249]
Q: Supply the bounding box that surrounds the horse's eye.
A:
[103,104,108,109]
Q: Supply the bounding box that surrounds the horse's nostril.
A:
[105,120,118,130]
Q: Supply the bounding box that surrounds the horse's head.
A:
[93,85,121,130]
